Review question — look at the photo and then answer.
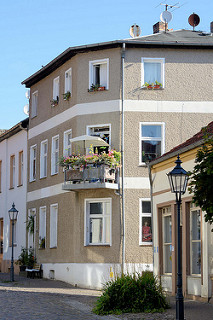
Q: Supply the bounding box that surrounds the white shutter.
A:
[39,207,46,240]
[100,63,107,87]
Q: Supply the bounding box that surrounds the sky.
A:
[0,0,213,129]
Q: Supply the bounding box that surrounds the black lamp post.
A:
[167,155,188,320]
[8,203,19,282]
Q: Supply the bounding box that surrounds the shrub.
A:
[93,271,169,315]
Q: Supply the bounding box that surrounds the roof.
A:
[22,29,213,88]
[150,121,213,166]
[0,118,29,143]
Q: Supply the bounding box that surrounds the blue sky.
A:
[0,0,212,129]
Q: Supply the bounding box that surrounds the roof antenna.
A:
[158,2,180,32]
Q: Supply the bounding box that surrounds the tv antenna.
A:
[157,3,180,32]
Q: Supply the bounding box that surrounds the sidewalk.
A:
[0,273,212,319]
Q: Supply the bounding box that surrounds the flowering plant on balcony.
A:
[59,150,121,169]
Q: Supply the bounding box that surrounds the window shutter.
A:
[100,63,107,87]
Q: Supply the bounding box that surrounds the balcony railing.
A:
[62,165,119,191]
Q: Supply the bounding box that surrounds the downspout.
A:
[121,43,125,274]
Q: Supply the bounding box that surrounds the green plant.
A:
[154,80,162,87]
[16,247,28,266]
[188,128,213,228]
[39,237,45,249]
[88,83,100,92]
[28,247,36,267]
[93,271,169,315]
[63,91,71,101]
[50,98,58,107]
[26,215,35,234]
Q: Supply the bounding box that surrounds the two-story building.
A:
[22,25,213,289]
[0,119,28,273]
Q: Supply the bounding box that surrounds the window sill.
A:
[9,187,14,190]
[88,88,108,93]
[138,163,147,167]
[17,184,23,188]
[51,172,58,176]
[50,246,57,249]
[139,243,152,246]
[86,244,111,247]
[141,86,164,90]
[29,179,36,183]
[40,176,47,180]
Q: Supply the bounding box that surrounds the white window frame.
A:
[51,135,59,175]
[84,198,112,246]
[19,151,24,186]
[53,76,60,100]
[63,129,72,157]
[40,140,48,179]
[190,204,201,276]
[31,90,38,118]
[28,208,36,249]
[86,124,111,154]
[139,122,165,166]
[50,203,58,248]
[89,58,109,90]
[39,206,46,248]
[64,68,72,95]
[30,144,37,182]
[141,58,165,88]
[139,198,152,246]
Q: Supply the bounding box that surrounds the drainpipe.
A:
[121,43,125,274]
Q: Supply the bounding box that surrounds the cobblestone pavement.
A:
[0,273,213,320]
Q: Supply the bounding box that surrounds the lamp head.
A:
[167,155,189,195]
[8,203,19,221]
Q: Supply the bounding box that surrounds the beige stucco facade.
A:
[151,150,213,299]
[24,41,213,288]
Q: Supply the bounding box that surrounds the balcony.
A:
[62,165,119,191]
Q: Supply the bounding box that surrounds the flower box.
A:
[66,169,83,182]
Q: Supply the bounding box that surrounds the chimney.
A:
[153,21,168,34]
[210,22,213,33]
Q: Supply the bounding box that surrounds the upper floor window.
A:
[18,151,23,186]
[30,145,37,182]
[87,124,110,154]
[139,199,152,245]
[10,155,15,189]
[50,203,58,248]
[141,58,165,87]
[84,198,112,246]
[89,59,109,90]
[140,122,165,165]
[190,204,201,275]
[64,68,72,97]
[53,76,60,101]
[51,135,59,175]
[31,91,38,118]
[28,208,36,249]
[40,140,48,178]
[63,129,72,157]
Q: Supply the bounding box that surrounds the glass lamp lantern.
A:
[167,155,189,195]
[8,203,19,221]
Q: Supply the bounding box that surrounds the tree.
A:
[189,130,213,228]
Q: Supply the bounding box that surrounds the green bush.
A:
[93,271,169,315]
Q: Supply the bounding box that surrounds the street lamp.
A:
[167,155,188,320]
[8,203,19,282]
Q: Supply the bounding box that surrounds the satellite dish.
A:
[23,104,29,115]
[188,13,200,29]
[129,24,141,38]
[160,11,172,23]
[25,90,30,99]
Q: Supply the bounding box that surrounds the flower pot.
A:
[98,86,105,91]
[154,85,161,89]
[147,85,153,90]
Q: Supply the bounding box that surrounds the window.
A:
[85,198,111,246]
[0,160,2,192]
[65,68,72,95]
[0,219,3,254]
[139,199,152,245]
[63,129,72,157]
[10,220,17,246]
[30,145,37,181]
[162,206,172,274]
[39,207,46,249]
[50,204,58,248]
[53,76,59,101]
[31,91,38,118]
[40,140,48,178]
[28,209,36,249]
[190,204,201,275]
[141,58,165,87]
[51,135,59,175]
[10,155,15,189]
[18,151,23,186]
[87,124,111,154]
[89,59,109,89]
[140,122,165,164]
